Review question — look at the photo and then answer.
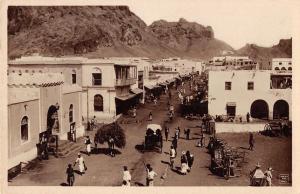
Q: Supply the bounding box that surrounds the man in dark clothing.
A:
[165,127,169,141]
[246,112,250,123]
[172,137,178,155]
[66,164,75,186]
[186,151,194,172]
[184,128,191,140]
[249,132,254,150]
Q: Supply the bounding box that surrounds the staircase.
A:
[57,138,85,158]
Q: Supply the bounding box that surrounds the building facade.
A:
[208,70,292,121]
[7,72,84,169]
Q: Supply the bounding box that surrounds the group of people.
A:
[169,145,194,175]
[65,153,87,186]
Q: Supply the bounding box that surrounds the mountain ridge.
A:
[8,6,292,63]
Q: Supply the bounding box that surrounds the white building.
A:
[7,72,84,169]
[208,70,292,121]
[272,58,292,71]
[207,56,258,70]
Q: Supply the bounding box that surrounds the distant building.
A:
[272,58,292,71]
[208,70,292,121]
[207,56,258,70]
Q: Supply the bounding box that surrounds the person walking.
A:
[73,153,85,175]
[199,132,205,147]
[184,128,190,140]
[108,136,115,157]
[90,116,96,130]
[265,167,273,186]
[169,145,176,169]
[169,111,173,122]
[85,136,92,156]
[147,167,157,186]
[172,137,178,155]
[149,112,153,121]
[94,134,98,153]
[180,151,188,175]
[249,132,254,151]
[176,127,181,139]
[154,97,157,105]
[66,164,75,186]
[144,163,151,186]
[132,107,137,118]
[123,166,131,186]
[165,127,169,141]
[186,151,194,172]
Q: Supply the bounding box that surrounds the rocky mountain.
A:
[237,38,292,69]
[8,6,234,60]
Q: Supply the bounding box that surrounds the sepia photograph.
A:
[3,0,296,189]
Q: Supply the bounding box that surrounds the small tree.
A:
[95,122,126,148]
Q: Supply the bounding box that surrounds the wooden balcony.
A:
[115,78,136,86]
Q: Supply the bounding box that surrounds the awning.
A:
[159,82,168,87]
[130,88,144,95]
[144,85,156,90]
[115,93,137,101]
[226,102,236,106]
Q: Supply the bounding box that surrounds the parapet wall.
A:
[215,122,267,133]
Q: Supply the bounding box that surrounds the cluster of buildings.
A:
[6,52,292,172]
[7,55,202,169]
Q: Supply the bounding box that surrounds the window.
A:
[21,116,29,143]
[72,70,76,84]
[279,62,282,65]
[69,104,73,123]
[92,73,102,85]
[281,67,286,71]
[288,67,292,71]
[225,82,232,90]
[94,95,103,111]
[275,67,280,70]
[248,82,254,90]
[288,62,292,65]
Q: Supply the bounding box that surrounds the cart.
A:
[143,124,163,153]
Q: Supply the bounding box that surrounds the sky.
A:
[123,0,293,49]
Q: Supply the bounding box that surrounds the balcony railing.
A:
[115,78,136,86]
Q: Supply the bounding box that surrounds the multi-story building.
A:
[8,56,138,123]
[272,58,292,71]
[208,70,292,121]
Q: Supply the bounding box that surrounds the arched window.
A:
[21,116,29,142]
[274,67,280,70]
[288,67,292,71]
[92,68,102,86]
[281,67,287,71]
[69,104,74,123]
[94,94,103,111]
